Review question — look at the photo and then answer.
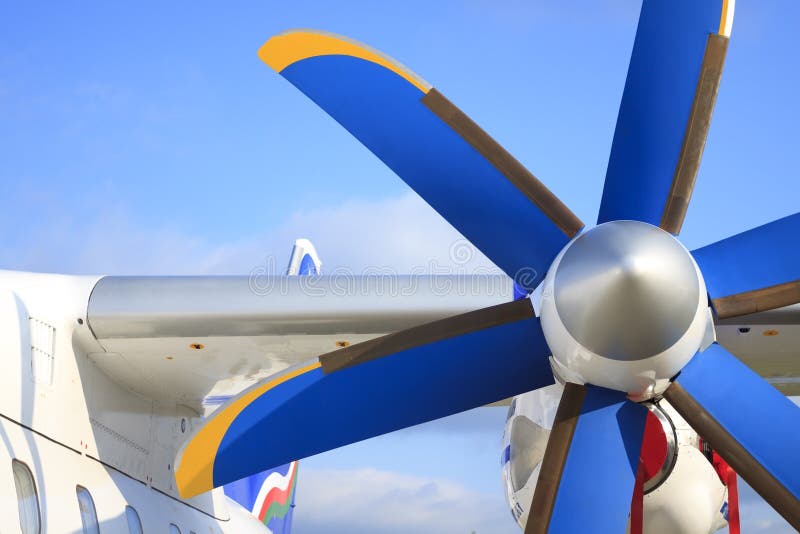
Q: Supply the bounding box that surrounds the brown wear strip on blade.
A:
[664,381,800,529]
[422,88,583,238]
[319,298,535,374]
[660,34,729,234]
[713,279,800,319]
[525,383,587,534]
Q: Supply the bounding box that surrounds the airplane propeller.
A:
[175,1,800,531]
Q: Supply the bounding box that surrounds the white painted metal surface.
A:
[502,387,729,534]
[0,270,264,532]
[538,221,712,397]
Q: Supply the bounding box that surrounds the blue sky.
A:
[1,1,798,532]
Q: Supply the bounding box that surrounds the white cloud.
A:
[292,467,798,534]
[2,192,499,276]
[293,468,515,534]
[260,193,498,274]
[738,480,796,534]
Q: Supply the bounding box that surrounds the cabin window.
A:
[12,460,41,534]
[125,506,143,534]
[76,486,99,534]
[169,523,182,534]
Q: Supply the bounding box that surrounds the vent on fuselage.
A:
[29,318,55,385]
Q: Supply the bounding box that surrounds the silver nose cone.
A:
[553,221,701,362]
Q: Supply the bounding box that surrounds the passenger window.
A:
[125,505,143,534]
[12,460,41,534]
[76,486,99,534]
[169,523,182,534]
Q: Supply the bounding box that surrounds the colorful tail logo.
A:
[254,461,299,528]
[223,461,298,533]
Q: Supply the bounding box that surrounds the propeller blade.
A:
[526,383,585,534]
[527,384,647,533]
[320,296,535,373]
[692,212,800,319]
[259,30,583,290]
[598,0,734,233]
[664,343,800,529]
[176,299,554,498]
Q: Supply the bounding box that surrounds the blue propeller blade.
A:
[176,309,553,497]
[258,31,583,290]
[549,387,647,533]
[692,212,800,318]
[675,344,800,504]
[598,0,733,231]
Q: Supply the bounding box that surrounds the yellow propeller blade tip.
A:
[257,29,431,93]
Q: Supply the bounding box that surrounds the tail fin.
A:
[223,239,320,531]
[224,461,299,532]
[285,238,322,276]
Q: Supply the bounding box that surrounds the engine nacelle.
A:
[501,385,730,533]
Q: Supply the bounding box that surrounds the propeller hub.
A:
[539,221,711,397]
[555,221,699,360]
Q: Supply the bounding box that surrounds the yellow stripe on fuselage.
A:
[258,30,432,94]
[175,361,322,498]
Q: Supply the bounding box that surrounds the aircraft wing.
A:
[85,272,800,412]
[716,304,800,395]
[86,274,515,412]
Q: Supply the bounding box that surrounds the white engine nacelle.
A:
[501,385,730,533]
